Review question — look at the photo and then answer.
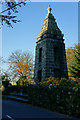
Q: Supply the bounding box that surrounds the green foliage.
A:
[39,76,79,87]
[68,45,80,78]
[18,79,29,86]
[3,76,80,118]
[1,75,5,80]
[2,80,9,87]
[2,80,10,94]
[27,84,80,118]
[2,85,28,95]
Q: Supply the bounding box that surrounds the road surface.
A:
[2,99,78,120]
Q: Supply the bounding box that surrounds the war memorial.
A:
[34,5,68,83]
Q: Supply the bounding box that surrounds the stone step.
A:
[2,95,28,102]
[10,92,28,97]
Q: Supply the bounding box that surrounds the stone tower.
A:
[34,5,68,83]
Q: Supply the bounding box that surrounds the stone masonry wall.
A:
[34,38,68,83]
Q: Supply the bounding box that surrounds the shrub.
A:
[39,76,80,88]
[27,84,80,118]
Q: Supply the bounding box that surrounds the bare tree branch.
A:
[0,2,24,14]
[0,0,31,27]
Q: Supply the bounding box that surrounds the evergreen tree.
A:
[68,45,80,78]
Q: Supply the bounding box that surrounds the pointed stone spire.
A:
[37,4,63,40]
[47,4,52,14]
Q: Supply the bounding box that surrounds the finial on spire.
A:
[49,4,50,7]
[47,4,52,14]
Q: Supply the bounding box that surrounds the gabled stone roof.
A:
[37,4,63,40]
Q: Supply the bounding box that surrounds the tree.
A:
[66,47,74,64]
[1,72,10,81]
[67,45,80,78]
[8,50,34,82]
[0,0,30,28]
[66,46,74,77]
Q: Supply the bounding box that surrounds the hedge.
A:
[2,77,80,119]
[27,85,80,118]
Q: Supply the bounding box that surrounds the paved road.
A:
[2,99,78,120]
